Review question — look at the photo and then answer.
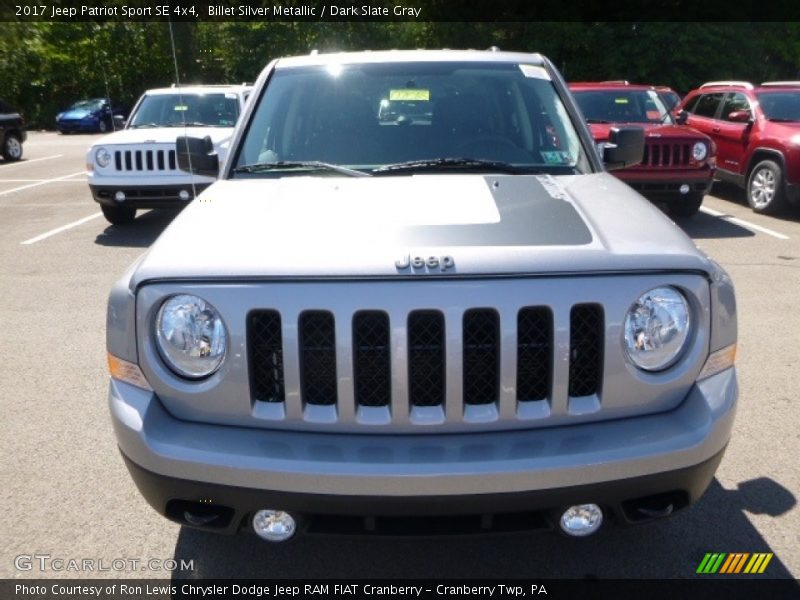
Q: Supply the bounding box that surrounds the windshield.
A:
[70,99,106,111]
[234,62,588,175]
[128,93,239,128]
[756,91,800,121]
[573,89,671,124]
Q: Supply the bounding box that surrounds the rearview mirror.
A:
[674,110,688,125]
[603,126,645,171]
[112,115,126,130]
[176,135,219,178]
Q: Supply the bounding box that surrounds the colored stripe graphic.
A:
[720,553,749,574]
[744,553,774,574]
[697,553,727,574]
[699,552,773,574]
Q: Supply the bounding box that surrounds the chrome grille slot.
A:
[516,307,552,402]
[353,311,391,408]
[462,309,499,406]
[248,310,285,403]
[407,310,446,407]
[568,304,604,397]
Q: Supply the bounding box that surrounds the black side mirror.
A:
[603,126,645,171]
[176,135,219,178]
[674,110,689,125]
[113,115,126,130]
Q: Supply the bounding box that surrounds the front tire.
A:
[669,193,704,218]
[101,204,136,225]
[747,159,787,214]
[2,133,23,161]
[98,120,108,133]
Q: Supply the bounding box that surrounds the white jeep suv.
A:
[86,84,250,224]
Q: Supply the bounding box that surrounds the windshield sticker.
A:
[535,174,569,200]
[174,105,188,111]
[540,151,574,165]
[519,65,551,80]
[389,89,430,101]
[614,97,629,104]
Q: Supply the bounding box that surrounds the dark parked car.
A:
[570,81,715,217]
[56,98,126,134]
[0,98,26,161]
[677,81,800,214]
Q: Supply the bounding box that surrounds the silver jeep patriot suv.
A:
[107,50,738,540]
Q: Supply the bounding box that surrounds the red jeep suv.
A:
[677,81,800,214]
[570,82,715,217]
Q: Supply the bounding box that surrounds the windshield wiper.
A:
[130,123,161,129]
[767,117,799,122]
[233,161,370,177]
[372,157,526,175]
[586,118,614,124]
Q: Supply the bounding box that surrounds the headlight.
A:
[95,147,111,168]
[692,141,707,161]
[155,294,227,379]
[623,287,691,371]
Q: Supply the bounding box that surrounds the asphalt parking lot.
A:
[1,132,799,581]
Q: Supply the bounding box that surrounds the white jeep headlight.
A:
[623,287,691,371]
[95,147,111,168]
[155,294,227,379]
[692,142,707,161]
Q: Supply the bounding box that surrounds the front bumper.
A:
[110,368,737,534]
[89,183,210,208]
[617,167,714,200]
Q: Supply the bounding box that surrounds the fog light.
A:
[114,191,126,202]
[679,184,690,195]
[252,510,296,542]
[559,504,603,537]
[179,189,191,201]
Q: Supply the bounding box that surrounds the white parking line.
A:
[0,171,85,198]
[21,212,103,245]
[699,206,790,240]
[0,154,63,167]
[0,179,87,183]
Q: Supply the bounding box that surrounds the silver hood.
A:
[131,173,711,286]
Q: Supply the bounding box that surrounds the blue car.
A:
[55,98,125,134]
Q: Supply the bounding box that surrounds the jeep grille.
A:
[247,304,604,425]
[113,148,177,172]
[640,142,691,167]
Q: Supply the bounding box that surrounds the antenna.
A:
[168,18,198,201]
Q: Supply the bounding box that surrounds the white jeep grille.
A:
[113,146,178,173]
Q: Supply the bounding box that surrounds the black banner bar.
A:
[3,579,800,600]
[3,0,800,22]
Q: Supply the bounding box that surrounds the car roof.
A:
[569,82,654,91]
[692,80,800,94]
[143,85,251,95]
[273,49,547,69]
[756,81,800,91]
